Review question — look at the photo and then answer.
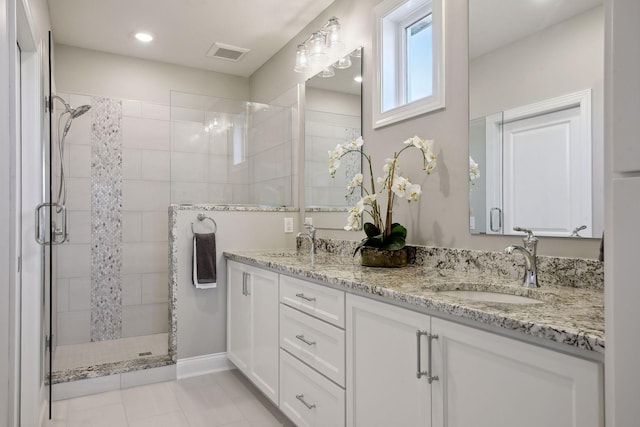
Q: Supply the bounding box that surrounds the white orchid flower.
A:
[407,183,422,202]
[403,135,427,150]
[346,173,363,190]
[469,156,480,182]
[362,193,377,205]
[344,209,362,231]
[328,157,341,176]
[347,136,364,149]
[391,175,411,198]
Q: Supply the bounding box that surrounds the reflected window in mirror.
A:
[373,0,445,128]
[468,0,604,238]
[305,49,362,210]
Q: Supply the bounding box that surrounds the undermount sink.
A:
[438,290,544,305]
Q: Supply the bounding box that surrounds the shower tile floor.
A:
[53,333,169,372]
[46,369,294,427]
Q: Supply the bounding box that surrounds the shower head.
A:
[71,104,91,118]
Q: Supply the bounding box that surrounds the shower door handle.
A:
[35,202,67,245]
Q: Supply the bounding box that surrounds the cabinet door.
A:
[346,294,431,427]
[227,261,251,373]
[248,266,280,404]
[431,317,603,427]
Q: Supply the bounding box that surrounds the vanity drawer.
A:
[280,275,345,328]
[280,304,345,386]
[280,349,345,427]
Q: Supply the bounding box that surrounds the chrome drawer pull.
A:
[296,394,316,410]
[295,293,316,302]
[295,334,316,346]
[416,330,439,384]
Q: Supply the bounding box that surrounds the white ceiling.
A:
[469,0,603,59]
[48,0,335,77]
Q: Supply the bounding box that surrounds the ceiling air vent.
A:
[206,42,250,62]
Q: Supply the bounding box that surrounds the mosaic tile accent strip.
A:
[90,97,123,342]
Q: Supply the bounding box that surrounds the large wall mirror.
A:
[468,0,604,238]
[304,48,362,227]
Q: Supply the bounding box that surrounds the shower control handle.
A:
[35,202,67,245]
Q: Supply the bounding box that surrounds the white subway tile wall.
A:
[56,95,170,347]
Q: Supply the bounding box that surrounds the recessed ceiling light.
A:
[135,32,153,43]
[354,76,363,83]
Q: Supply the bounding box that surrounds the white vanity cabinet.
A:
[346,293,604,427]
[430,317,603,427]
[346,294,432,427]
[279,275,347,426]
[227,260,280,404]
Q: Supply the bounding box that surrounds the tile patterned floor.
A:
[46,370,294,427]
[53,334,169,372]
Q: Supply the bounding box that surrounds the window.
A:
[374,0,444,128]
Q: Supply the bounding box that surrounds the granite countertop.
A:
[224,250,604,357]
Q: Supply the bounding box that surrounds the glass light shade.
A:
[309,32,327,58]
[327,17,344,49]
[294,45,310,73]
[334,56,352,69]
[319,66,335,78]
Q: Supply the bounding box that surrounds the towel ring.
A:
[191,213,217,234]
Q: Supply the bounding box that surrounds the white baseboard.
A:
[177,352,235,379]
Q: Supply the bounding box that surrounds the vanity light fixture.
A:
[294,44,311,72]
[134,32,153,42]
[293,16,344,73]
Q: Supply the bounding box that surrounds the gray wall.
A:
[175,209,297,358]
[250,0,600,259]
[55,44,250,105]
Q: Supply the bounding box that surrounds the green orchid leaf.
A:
[363,222,380,238]
[382,234,406,251]
[389,223,407,238]
[353,235,382,256]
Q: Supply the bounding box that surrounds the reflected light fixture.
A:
[350,47,362,58]
[135,32,153,42]
[294,16,344,73]
[319,66,335,78]
[354,75,363,83]
[334,56,352,69]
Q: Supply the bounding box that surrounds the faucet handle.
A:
[513,227,537,243]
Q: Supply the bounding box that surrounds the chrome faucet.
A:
[505,227,539,288]
[570,225,587,237]
[297,223,316,256]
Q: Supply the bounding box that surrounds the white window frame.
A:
[373,0,445,128]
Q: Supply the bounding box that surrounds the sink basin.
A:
[438,290,544,304]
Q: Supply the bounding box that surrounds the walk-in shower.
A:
[48,90,294,398]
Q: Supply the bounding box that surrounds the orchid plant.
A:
[329,135,437,253]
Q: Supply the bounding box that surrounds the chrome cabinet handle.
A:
[295,293,316,302]
[295,334,316,346]
[242,272,249,296]
[416,330,439,384]
[296,394,316,410]
[490,207,502,232]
